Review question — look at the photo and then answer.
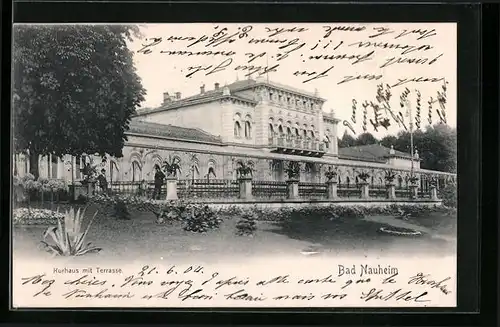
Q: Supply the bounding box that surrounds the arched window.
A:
[398,176,403,188]
[269,123,274,135]
[278,125,284,135]
[286,127,292,136]
[303,129,307,138]
[110,160,119,183]
[132,161,142,182]
[244,121,252,138]
[325,135,330,149]
[346,176,350,185]
[310,130,315,138]
[207,161,217,179]
[234,121,242,137]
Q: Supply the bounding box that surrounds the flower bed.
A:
[378,226,423,237]
[13,208,65,226]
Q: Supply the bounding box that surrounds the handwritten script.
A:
[133,23,455,136]
[14,261,455,308]
[136,25,446,85]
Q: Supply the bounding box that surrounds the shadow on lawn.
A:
[264,214,454,256]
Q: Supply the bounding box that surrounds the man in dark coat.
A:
[97,169,109,194]
[152,164,165,200]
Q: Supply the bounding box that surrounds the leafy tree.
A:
[13,25,146,178]
[338,130,356,148]
[354,132,379,146]
[380,135,398,148]
[393,124,457,173]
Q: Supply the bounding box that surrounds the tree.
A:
[338,130,356,148]
[354,132,379,146]
[13,25,146,178]
[380,135,398,148]
[392,124,456,173]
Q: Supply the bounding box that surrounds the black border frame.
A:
[2,1,497,326]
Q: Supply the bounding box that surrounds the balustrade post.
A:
[326,180,338,200]
[430,185,439,201]
[286,179,299,199]
[165,177,178,200]
[386,183,396,200]
[359,181,370,199]
[238,177,253,200]
[409,184,419,200]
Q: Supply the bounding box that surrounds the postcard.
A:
[11,22,457,308]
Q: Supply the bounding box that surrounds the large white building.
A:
[14,77,455,191]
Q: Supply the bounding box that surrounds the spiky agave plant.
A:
[40,206,101,256]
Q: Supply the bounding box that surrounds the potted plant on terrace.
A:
[408,175,419,185]
[357,171,370,199]
[324,166,338,200]
[324,166,338,182]
[162,156,182,178]
[74,155,106,199]
[357,171,370,184]
[384,170,396,185]
[235,160,254,179]
[384,170,397,199]
[235,160,254,199]
[162,156,182,200]
[284,161,301,181]
[408,175,420,199]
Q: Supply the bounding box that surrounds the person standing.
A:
[97,168,109,195]
[153,164,165,200]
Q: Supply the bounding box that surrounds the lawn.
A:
[12,203,457,265]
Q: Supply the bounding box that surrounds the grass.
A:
[12,204,457,264]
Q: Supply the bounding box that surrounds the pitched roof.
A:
[338,144,414,162]
[126,118,223,144]
[134,78,325,117]
[134,81,259,116]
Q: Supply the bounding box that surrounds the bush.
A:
[114,198,131,220]
[235,211,257,236]
[440,182,457,208]
[155,200,191,224]
[13,208,65,225]
[183,204,222,233]
[74,194,89,204]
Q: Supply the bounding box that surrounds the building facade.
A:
[13,77,456,191]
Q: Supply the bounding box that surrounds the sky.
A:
[126,23,456,139]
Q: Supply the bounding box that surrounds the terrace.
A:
[97,177,441,204]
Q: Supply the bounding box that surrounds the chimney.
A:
[163,92,172,103]
[214,82,220,90]
[200,84,205,94]
[175,92,181,100]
